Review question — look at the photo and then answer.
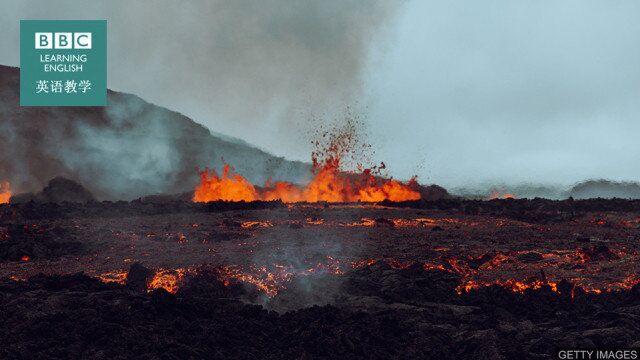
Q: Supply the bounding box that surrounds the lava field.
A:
[1,198,640,359]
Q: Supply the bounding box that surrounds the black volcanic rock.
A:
[40,177,95,203]
[417,183,452,201]
[2,270,640,359]
[126,263,153,292]
[0,224,82,262]
[11,177,95,204]
[8,192,37,204]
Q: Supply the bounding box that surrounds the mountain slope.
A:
[0,65,311,200]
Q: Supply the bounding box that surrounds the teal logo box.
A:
[20,20,107,106]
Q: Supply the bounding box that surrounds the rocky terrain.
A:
[1,198,640,358]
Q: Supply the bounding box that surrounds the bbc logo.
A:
[35,32,92,49]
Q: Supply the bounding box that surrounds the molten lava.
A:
[488,191,516,200]
[147,268,187,294]
[193,157,420,203]
[0,181,10,204]
[193,164,259,202]
[95,255,627,299]
[456,278,559,295]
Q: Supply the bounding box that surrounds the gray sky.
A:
[365,0,640,188]
[2,0,640,189]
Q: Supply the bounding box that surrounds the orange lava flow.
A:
[193,164,259,202]
[93,256,635,298]
[0,181,11,204]
[193,157,420,203]
[488,191,516,200]
[97,270,128,284]
[456,279,559,295]
[147,268,187,294]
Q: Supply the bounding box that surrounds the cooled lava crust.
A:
[1,198,640,359]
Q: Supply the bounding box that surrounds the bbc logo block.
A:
[21,20,106,106]
[35,32,92,49]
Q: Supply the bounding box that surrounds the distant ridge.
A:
[568,179,640,199]
[453,180,640,200]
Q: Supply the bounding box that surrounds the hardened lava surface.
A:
[1,198,640,359]
[2,199,640,294]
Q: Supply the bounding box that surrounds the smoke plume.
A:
[0,0,403,161]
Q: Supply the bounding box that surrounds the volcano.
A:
[0,65,311,200]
